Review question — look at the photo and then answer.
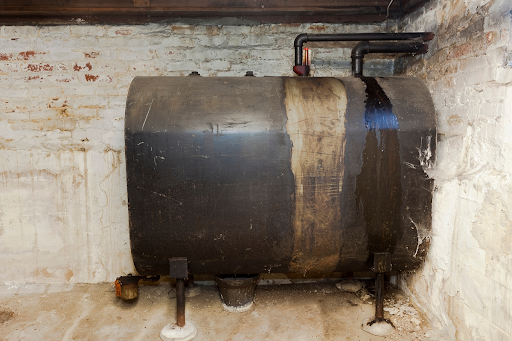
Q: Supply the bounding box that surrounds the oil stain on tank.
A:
[355,77,402,257]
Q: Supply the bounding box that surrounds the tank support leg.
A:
[361,253,395,337]
[160,258,197,341]
[176,278,186,327]
[375,273,384,319]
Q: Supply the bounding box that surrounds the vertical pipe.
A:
[293,33,433,75]
[295,46,303,66]
[352,57,364,76]
[176,278,186,327]
[375,273,384,319]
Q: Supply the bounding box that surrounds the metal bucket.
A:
[214,274,260,312]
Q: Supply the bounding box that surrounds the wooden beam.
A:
[133,0,150,7]
[400,0,432,16]
[0,0,401,8]
[0,0,406,24]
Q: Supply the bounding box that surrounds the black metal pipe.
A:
[293,32,434,76]
[176,278,186,327]
[351,41,428,76]
[293,32,433,66]
[294,33,308,65]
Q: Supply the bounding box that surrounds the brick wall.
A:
[0,22,392,286]
[2,5,511,340]
[397,0,512,340]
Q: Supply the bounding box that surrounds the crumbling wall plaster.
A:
[0,22,393,286]
[397,0,512,340]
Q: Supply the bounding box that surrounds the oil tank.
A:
[125,76,435,277]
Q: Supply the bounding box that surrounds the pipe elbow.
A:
[351,41,370,58]
[294,33,308,47]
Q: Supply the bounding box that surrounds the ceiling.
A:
[0,0,431,25]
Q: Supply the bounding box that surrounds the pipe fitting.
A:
[294,33,308,47]
[292,32,434,76]
[351,41,370,59]
[351,41,429,76]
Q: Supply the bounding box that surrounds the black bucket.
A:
[214,274,259,312]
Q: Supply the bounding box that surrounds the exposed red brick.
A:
[26,64,53,72]
[0,53,13,61]
[171,25,194,33]
[74,62,93,71]
[486,32,494,44]
[309,25,327,31]
[18,51,36,60]
[281,23,301,28]
[448,44,471,59]
[50,75,76,83]
[115,29,132,36]
[85,74,99,82]
[84,52,100,58]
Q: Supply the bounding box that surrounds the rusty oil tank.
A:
[124,76,435,277]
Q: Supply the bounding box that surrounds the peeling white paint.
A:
[0,21,395,285]
[0,7,509,341]
[399,0,512,339]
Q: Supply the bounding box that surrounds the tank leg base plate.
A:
[160,322,197,341]
[361,317,395,337]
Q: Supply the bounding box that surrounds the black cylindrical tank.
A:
[125,76,435,276]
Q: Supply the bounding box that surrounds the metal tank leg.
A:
[214,274,259,313]
[176,278,186,327]
[361,253,396,337]
[375,273,385,319]
[160,258,197,341]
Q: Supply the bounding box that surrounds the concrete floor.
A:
[0,280,438,341]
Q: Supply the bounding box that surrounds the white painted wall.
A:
[0,22,393,286]
[397,0,512,340]
[2,4,510,339]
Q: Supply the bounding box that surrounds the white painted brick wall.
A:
[0,21,393,287]
[398,0,512,340]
